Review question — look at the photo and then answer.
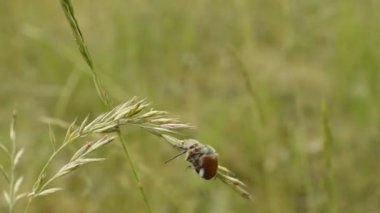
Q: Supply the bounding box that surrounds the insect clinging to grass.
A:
[165,139,219,180]
[163,135,254,202]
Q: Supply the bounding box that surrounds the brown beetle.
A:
[166,139,218,180]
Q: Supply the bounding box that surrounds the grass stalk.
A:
[23,198,32,213]
[59,0,151,211]
[117,133,152,212]
[227,46,266,126]
[8,111,17,213]
[321,101,337,213]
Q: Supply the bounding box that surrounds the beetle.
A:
[166,139,218,180]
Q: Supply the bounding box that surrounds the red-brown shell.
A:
[198,154,218,180]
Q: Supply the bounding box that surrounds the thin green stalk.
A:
[227,46,266,126]
[59,0,151,212]
[54,69,82,117]
[31,141,70,192]
[24,198,32,213]
[321,101,337,213]
[9,111,17,213]
[117,132,152,213]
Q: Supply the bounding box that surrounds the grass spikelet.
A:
[216,171,254,202]
[25,121,117,212]
[36,136,115,195]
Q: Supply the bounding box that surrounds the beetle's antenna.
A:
[165,151,187,164]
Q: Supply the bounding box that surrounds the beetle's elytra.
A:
[185,141,218,180]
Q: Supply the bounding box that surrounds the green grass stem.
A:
[59,0,152,212]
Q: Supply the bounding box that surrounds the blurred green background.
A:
[1,0,380,212]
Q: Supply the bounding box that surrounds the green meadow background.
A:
[1,0,380,212]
